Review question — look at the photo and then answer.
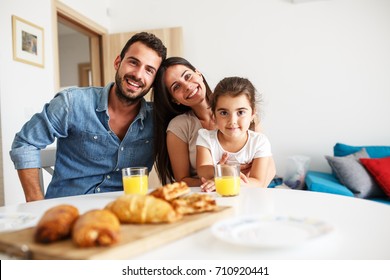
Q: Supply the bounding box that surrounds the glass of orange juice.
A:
[215,164,240,197]
[122,167,148,195]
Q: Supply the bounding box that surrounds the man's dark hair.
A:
[119,32,167,61]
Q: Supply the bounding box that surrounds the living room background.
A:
[1,0,389,205]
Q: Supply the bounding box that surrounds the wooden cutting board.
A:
[0,206,233,260]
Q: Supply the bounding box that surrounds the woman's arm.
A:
[167,132,201,187]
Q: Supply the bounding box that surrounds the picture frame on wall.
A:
[12,15,44,68]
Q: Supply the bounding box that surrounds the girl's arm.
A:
[196,145,214,180]
[167,132,201,187]
[196,145,217,192]
[245,156,276,188]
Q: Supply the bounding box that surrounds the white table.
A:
[1,187,389,259]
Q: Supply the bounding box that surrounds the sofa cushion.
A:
[305,171,354,196]
[325,149,385,198]
[334,143,390,158]
[360,157,390,198]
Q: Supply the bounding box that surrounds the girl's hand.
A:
[218,152,229,165]
[240,172,249,183]
[219,153,252,178]
[200,177,216,192]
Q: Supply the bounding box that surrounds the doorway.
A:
[54,1,106,91]
[58,21,91,88]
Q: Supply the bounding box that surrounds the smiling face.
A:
[163,64,207,107]
[114,41,162,104]
[214,94,255,141]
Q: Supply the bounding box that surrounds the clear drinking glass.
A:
[122,167,149,195]
[214,164,241,197]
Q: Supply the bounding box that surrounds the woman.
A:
[153,57,214,186]
[153,57,275,188]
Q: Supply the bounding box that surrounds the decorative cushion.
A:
[334,143,390,158]
[360,157,390,198]
[325,148,385,198]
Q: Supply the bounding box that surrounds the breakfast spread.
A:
[32,181,217,248]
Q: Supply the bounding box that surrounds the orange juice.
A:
[123,175,148,195]
[215,176,240,197]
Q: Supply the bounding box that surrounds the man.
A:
[10,32,167,202]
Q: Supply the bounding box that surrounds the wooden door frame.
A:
[78,62,92,86]
[52,0,107,91]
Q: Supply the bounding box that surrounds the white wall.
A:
[0,0,110,206]
[0,0,55,205]
[59,0,110,28]
[1,0,389,205]
[109,0,390,174]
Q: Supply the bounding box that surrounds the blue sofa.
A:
[305,143,390,205]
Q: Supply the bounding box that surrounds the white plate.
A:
[0,213,37,232]
[211,215,333,248]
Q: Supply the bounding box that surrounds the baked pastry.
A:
[72,209,120,247]
[149,181,190,201]
[105,194,182,224]
[35,204,79,243]
[171,193,217,215]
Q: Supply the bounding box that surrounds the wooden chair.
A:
[39,147,56,195]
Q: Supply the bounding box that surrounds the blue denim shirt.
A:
[10,83,154,198]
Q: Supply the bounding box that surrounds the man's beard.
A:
[114,72,149,104]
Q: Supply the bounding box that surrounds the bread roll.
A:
[105,194,182,224]
[72,209,120,247]
[35,204,79,243]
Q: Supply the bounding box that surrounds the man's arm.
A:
[17,168,44,202]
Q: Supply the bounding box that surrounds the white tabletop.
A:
[1,187,389,260]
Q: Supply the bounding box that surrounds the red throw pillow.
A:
[360,157,390,198]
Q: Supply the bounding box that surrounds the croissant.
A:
[105,194,182,224]
[72,209,121,247]
[35,204,79,243]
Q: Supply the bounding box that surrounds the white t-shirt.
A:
[196,129,272,165]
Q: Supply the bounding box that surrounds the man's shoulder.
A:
[144,100,154,110]
[57,86,104,97]
[60,86,107,104]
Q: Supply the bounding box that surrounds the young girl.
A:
[196,77,275,192]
